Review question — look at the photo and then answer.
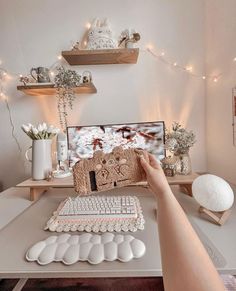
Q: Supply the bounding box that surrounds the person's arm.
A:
[140,153,225,291]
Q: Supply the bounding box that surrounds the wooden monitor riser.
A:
[17,173,199,201]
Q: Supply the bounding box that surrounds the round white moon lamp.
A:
[192,174,234,225]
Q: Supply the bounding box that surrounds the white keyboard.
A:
[59,196,138,219]
[46,195,145,232]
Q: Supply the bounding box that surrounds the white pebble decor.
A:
[26,233,146,265]
[192,174,234,212]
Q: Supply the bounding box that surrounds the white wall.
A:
[205,0,236,184]
[0,0,206,189]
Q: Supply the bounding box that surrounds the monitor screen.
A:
[67,121,165,166]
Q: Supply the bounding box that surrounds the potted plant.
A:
[54,66,81,130]
[165,122,196,175]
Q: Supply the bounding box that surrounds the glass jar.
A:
[175,149,192,175]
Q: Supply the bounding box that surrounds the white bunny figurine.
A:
[87,18,118,50]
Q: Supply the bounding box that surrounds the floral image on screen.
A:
[67,121,165,166]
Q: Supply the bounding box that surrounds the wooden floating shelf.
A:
[62,48,139,65]
[17,83,97,96]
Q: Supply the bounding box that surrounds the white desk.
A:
[0,187,32,231]
[0,185,235,279]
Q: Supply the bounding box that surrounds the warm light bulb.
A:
[234,57,236,62]
[86,23,91,29]
[146,44,153,50]
[19,74,23,78]
[173,62,177,67]
[213,77,218,83]
[3,72,7,77]
[84,41,87,46]
[57,55,62,60]
[0,92,6,100]
[161,51,165,56]
[186,66,193,72]
[202,76,206,80]
[50,71,55,76]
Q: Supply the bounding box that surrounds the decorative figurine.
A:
[19,75,30,85]
[82,71,92,83]
[119,29,141,48]
[86,18,118,50]
[72,41,80,50]
[161,156,177,177]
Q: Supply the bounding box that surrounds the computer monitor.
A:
[67,121,165,166]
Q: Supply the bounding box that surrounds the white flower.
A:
[47,125,60,135]
[165,138,178,150]
[42,122,47,130]
[22,122,59,140]
[52,128,60,134]
[38,124,44,132]
[21,124,30,132]
[32,127,39,135]
[47,125,54,134]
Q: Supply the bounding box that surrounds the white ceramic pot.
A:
[25,139,52,180]
[126,41,135,48]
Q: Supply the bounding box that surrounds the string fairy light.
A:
[0,53,64,172]
[143,46,225,82]
[0,68,22,154]
[85,22,91,29]
[0,27,234,164]
[185,66,193,73]
[146,43,154,50]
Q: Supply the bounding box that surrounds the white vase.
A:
[25,139,52,180]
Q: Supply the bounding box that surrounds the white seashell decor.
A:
[192,174,234,212]
[26,233,146,265]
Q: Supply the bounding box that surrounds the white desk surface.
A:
[0,187,32,231]
[0,185,235,278]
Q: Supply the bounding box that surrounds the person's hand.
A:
[140,152,172,198]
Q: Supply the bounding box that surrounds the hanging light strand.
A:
[0,69,22,154]
[143,46,225,82]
